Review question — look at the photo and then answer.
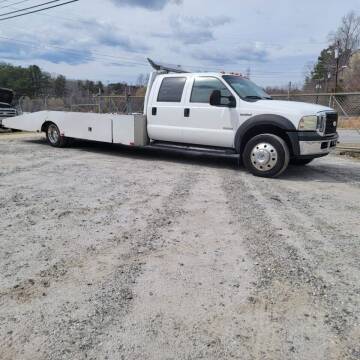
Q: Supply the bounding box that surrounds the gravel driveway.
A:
[0,134,359,360]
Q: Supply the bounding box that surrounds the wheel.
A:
[290,158,314,166]
[242,133,290,178]
[46,123,66,147]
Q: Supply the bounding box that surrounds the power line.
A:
[0,0,78,21]
[0,0,34,10]
[0,33,309,77]
[0,0,63,16]
[1,1,85,21]
[0,34,149,67]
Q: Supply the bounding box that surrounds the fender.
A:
[235,114,297,153]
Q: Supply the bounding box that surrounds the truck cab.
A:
[146,71,338,177]
[0,88,17,129]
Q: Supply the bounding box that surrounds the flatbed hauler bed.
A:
[6,111,149,147]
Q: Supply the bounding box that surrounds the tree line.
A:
[0,63,142,100]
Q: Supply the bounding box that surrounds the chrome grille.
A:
[325,113,338,135]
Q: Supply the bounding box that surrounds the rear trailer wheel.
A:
[290,158,314,166]
[242,133,290,178]
[46,123,66,147]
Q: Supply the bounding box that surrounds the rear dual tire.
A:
[46,123,67,147]
[242,134,290,178]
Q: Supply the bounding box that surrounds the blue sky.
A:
[0,0,359,87]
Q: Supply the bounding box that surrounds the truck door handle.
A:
[184,108,190,117]
[152,107,157,116]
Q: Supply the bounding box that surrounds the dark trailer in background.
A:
[0,88,17,128]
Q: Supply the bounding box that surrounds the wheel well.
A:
[239,125,294,156]
[41,121,53,133]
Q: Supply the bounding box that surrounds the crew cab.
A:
[0,88,17,128]
[3,59,338,178]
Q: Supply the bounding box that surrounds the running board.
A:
[146,142,237,156]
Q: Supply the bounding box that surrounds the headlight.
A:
[298,115,318,131]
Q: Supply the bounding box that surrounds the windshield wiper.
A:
[244,95,272,100]
[244,95,263,100]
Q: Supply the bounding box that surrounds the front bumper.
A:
[299,136,338,155]
[287,131,339,158]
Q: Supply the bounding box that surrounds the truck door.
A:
[182,76,236,148]
[147,76,188,143]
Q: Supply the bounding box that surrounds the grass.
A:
[338,117,360,129]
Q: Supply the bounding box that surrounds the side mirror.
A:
[210,90,236,108]
[228,95,236,108]
[210,90,221,106]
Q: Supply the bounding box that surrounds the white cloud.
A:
[1,0,360,86]
[110,0,182,10]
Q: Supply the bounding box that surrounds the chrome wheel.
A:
[47,124,59,145]
[251,142,278,172]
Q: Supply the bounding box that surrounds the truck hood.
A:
[253,99,333,117]
[0,88,14,105]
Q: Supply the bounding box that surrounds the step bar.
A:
[147,141,238,156]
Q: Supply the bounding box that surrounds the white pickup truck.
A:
[3,59,338,178]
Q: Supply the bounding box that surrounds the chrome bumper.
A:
[299,135,338,156]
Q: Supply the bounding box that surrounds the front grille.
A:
[325,113,338,135]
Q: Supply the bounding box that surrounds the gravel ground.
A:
[0,134,359,360]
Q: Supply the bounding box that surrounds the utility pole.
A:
[315,79,322,104]
[287,81,292,100]
[334,41,340,93]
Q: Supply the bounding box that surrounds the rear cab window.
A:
[157,77,187,102]
[190,77,232,105]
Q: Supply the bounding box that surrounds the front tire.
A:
[242,134,290,178]
[46,123,66,147]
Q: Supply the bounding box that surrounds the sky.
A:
[0,0,359,87]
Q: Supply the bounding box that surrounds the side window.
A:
[190,77,232,105]
[157,77,186,102]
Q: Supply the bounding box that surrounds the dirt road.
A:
[0,134,359,360]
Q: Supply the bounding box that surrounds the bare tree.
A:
[306,11,360,92]
[136,73,150,87]
[329,11,360,66]
[342,51,360,91]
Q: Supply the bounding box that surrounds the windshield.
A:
[223,75,271,101]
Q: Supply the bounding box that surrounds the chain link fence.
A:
[16,91,360,134]
[19,92,360,118]
[19,95,145,114]
[270,92,360,117]
[16,92,360,136]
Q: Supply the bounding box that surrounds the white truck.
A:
[3,59,339,178]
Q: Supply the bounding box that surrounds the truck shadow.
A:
[26,138,359,185]
[27,138,239,170]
